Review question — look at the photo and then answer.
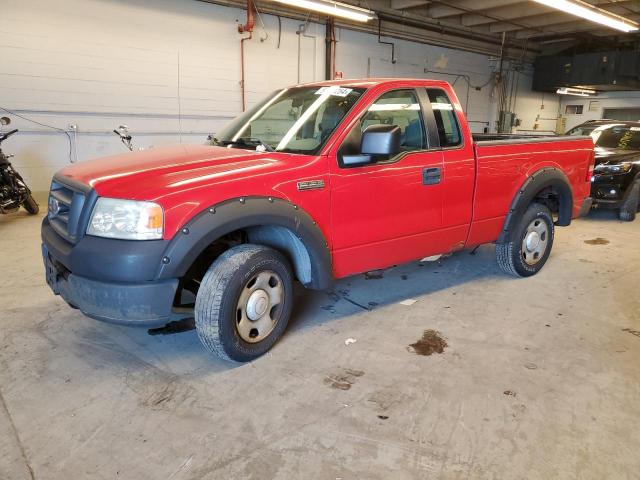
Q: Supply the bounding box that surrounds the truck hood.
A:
[594,147,640,166]
[59,144,285,200]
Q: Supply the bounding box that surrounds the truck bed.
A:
[469,135,594,246]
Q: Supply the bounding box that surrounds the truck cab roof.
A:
[295,78,452,89]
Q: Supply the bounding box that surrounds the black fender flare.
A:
[156,196,333,290]
[498,167,573,243]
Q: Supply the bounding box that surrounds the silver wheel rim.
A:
[521,218,549,266]
[236,270,283,343]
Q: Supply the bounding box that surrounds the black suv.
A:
[567,120,640,221]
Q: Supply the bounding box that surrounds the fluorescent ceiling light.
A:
[531,0,638,33]
[557,87,596,96]
[269,0,376,22]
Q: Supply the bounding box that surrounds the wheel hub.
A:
[246,289,270,321]
[521,218,549,266]
[525,231,540,251]
[235,270,284,343]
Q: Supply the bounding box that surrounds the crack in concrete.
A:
[0,388,35,480]
[341,296,371,312]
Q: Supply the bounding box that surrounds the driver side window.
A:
[337,89,427,167]
[361,90,426,152]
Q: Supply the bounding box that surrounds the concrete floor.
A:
[1,210,639,480]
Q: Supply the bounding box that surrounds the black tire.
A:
[496,202,555,277]
[194,244,294,362]
[619,182,639,222]
[23,195,39,215]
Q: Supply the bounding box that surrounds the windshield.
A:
[213,86,365,154]
[568,123,640,151]
[594,126,640,150]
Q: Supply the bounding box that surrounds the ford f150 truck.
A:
[42,79,595,361]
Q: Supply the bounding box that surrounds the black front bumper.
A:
[42,218,179,327]
[590,173,635,209]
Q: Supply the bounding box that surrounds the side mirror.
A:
[342,124,401,166]
[362,124,401,155]
[0,117,10,126]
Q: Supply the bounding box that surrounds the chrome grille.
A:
[48,180,87,244]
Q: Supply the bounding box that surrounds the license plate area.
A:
[42,247,69,294]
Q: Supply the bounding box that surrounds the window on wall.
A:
[565,104,584,115]
[426,89,461,147]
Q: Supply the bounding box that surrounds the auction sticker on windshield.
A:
[315,86,353,97]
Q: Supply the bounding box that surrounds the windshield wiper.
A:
[216,137,274,152]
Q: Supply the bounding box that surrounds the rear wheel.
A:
[23,195,39,215]
[619,181,639,222]
[496,202,554,277]
[194,244,293,362]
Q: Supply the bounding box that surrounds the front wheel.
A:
[23,195,39,215]
[496,202,555,277]
[194,244,294,362]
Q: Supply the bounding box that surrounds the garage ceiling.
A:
[201,0,638,58]
[378,0,640,41]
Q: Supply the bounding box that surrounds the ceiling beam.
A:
[446,0,639,38]
[586,0,640,16]
[422,0,550,33]
[513,18,638,38]
[425,0,637,30]
[363,0,537,57]
[461,3,551,26]
[391,0,429,10]
[491,8,639,33]
[426,0,519,18]
[488,12,580,32]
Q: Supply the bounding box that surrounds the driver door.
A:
[329,88,447,277]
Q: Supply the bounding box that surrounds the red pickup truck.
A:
[42,79,594,361]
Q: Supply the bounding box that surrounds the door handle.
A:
[422,167,441,185]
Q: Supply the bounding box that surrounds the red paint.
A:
[58,79,594,280]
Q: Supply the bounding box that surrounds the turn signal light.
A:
[146,205,164,229]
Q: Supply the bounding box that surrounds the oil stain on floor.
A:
[584,238,610,245]
[364,270,384,280]
[408,330,448,356]
[324,368,365,390]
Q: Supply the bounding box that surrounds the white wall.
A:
[1,0,547,193]
[559,92,640,131]
[0,0,325,191]
[334,28,497,133]
[511,69,561,135]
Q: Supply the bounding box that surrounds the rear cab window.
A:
[426,88,462,148]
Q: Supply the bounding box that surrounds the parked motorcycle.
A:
[0,117,39,215]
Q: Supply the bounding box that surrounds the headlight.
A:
[594,162,633,174]
[87,198,163,240]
